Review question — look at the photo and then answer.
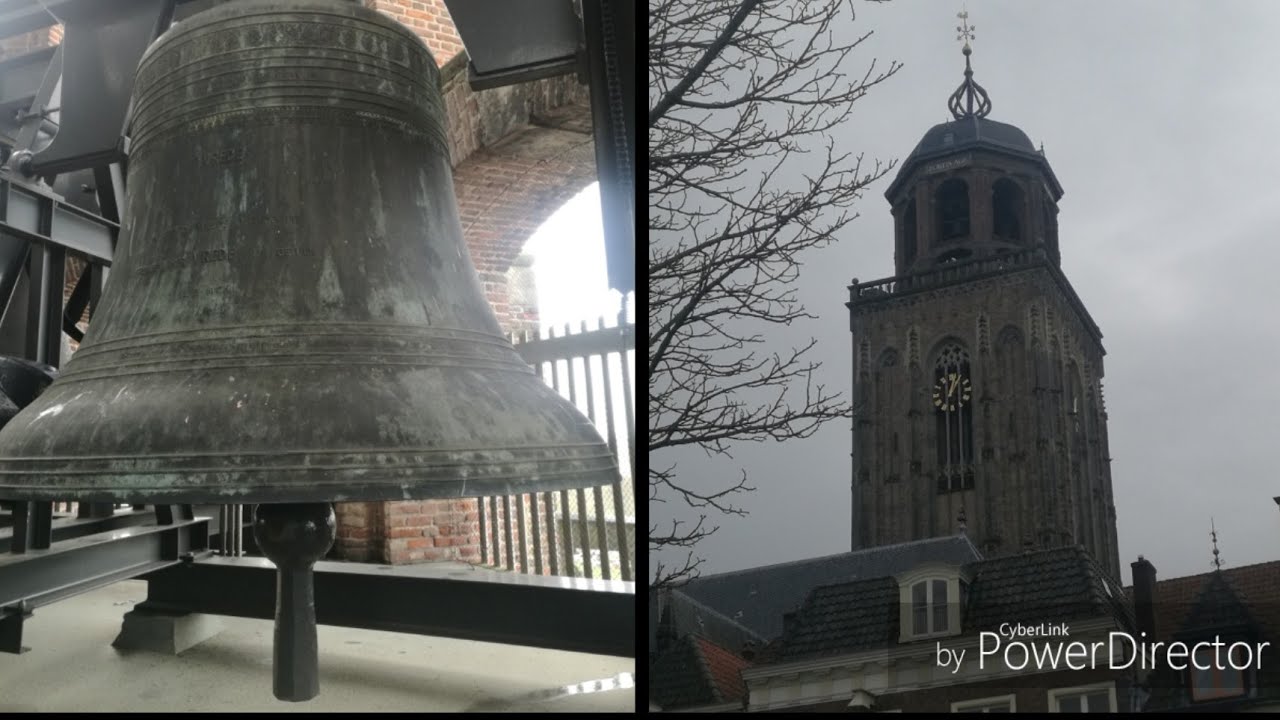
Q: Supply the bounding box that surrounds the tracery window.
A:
[934,344,974,492]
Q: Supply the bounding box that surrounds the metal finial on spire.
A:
[948,9,992,120]
[1211,518,1223,571]
[957,506,967,534]
[956,9,976,51]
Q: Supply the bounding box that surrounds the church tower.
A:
[847,15,1121,580]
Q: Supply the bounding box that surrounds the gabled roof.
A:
[648,586,764,657]
[675,535,982,642]
[769,545,1131,663]
[649,633,751,710]
[1178,571,1258,637]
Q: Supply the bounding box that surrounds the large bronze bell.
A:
[0,0,618,504]
[0,0,620,702]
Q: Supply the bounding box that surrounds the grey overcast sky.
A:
[651,0,1280,587]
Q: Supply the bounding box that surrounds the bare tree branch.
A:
[649,0,764,128]
[649,0,901,589]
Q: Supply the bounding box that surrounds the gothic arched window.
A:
[992,178,1023,243]
[936,179,969,243]
[934,344,974,493]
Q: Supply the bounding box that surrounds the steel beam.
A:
[0,508,154,553]
[442,0,581,91]
[0,516,209,653]
[26,0,176,176]
[135,556,636,658]
[0,179,115,263]
[581,0,635,296]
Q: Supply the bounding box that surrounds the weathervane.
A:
[956,9,976,51]
[948,8,992,120]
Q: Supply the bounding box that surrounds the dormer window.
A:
[896,564,972,642]
[911,579,949,635]
[1191,644,1247,702]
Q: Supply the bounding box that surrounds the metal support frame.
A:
[0,514,209,653]
[0,507,154,553]
[0,178,116,263]
[22,0,175,176]
[133,555,636,658]
[580,0,635,296]
[442,0,582,91]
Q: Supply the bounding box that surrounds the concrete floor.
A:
[0,576,635,712]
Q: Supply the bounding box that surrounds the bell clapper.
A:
[251,502,336,702]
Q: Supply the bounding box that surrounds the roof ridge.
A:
[965,540,1082,571]
[1154,559,1280,585]
[669,589,766,643]
[691,535,974,582]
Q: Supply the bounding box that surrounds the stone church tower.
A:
[847,30,1121,580]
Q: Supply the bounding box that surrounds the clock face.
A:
[932,372,972,411]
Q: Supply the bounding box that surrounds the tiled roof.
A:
[677,535,982,642]
[964,544,1132,631]
[771,545,1132,662]
[649,633,750,710]
[772,576,899,660]
[695,636,750,704]
[1141,561,1280,644]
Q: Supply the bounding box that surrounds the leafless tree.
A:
[649,0,900,589]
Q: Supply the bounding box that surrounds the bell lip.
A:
[0,467,623,505]
[0,472,624,502]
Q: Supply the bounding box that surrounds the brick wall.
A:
[366,0,464,64]
[0,26,58,57]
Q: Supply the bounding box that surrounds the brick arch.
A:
[345,1,599,565]
[449,95,597,338]
[440,63,596,338]
[365,0,599,338]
